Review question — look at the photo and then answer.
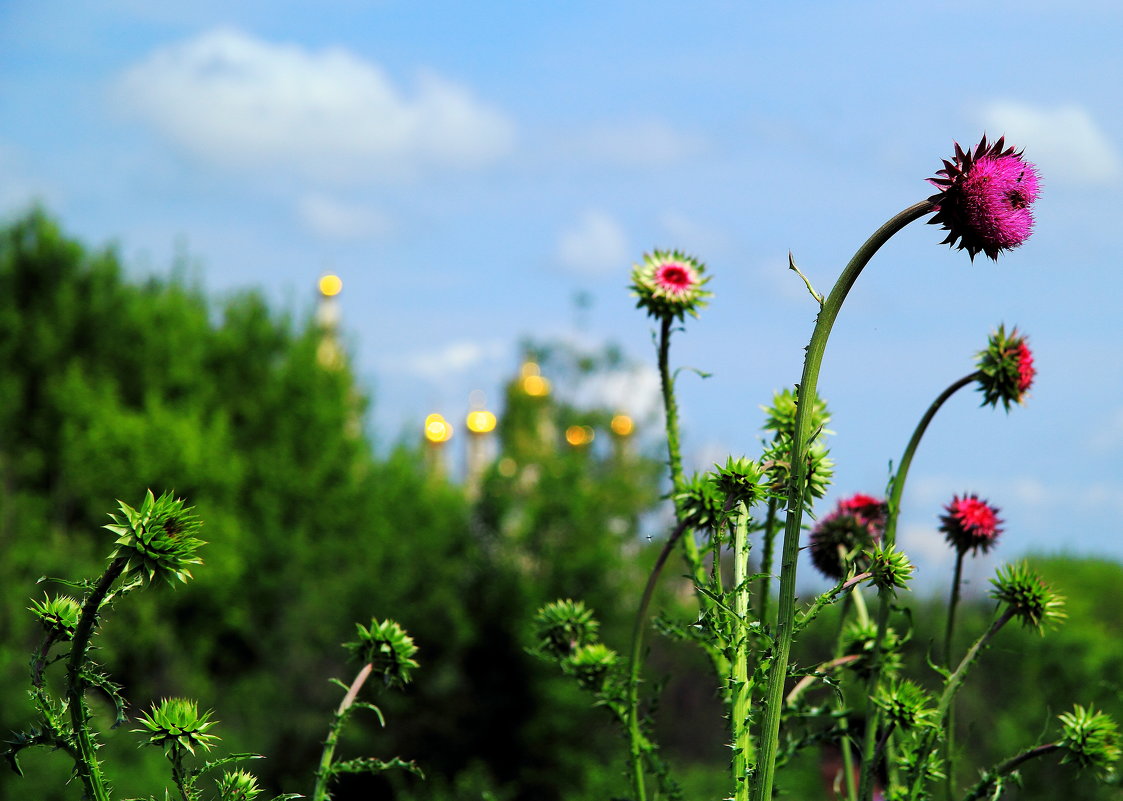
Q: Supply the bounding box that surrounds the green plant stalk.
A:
[170,746,192,801]
[314,662,375,801]
[757,497,779,626]
[857,370,978,801]
[626,519,689,801]
[960,743,1061,801]
[751,199,934,801]
[731,501,754,801]
[906,608,1015,801]
[832,594,859,801]
[66,557,128,801]
[943,548,967,801]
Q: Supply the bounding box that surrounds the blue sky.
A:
[3,1,1122,592]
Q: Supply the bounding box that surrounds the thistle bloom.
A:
[809,493,887,580]
[927,135,1041,260]
[940,493,1002,554]
[630,250,711,320]
[977,324,1036,409]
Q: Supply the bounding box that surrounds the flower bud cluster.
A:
[1059,704,1121,776]
[346,618,420,688]
[989,562,1067,632]
[105,490,205,586]
[29,595,80,640]
[531,600,618,693]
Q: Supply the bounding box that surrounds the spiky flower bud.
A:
[940,493,1002,555]
[866,543,914,596]
[927,135,1041,261]
[1059,705,1121,776]
[710,457,765,508]
[874,679,936,731]
[563,642,619,692]
[217,769,264,801]
[629,250,711,321]
[989,562,1067,632]
[761,437,834,508]
[809,493,886,580]
[532,599,600,661]
[976,324,1036,410]
[675,472,726,532]
[760,387,831,442]
[29,595,81,640]
[134,698,219,755]
[105,490,204,586]
[346,618,419,687]
[842,620,903,680]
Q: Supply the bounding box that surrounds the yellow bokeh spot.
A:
[610,414,634,437]
[423,413,453,443]
[520,361,541,378]
[565,425,595,447]
[522,375,550,397]
[466,409,497,434]
[318,274,343,297]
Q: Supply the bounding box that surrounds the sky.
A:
[2,1,1122,593]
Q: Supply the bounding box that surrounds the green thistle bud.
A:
[217,769,263,801]
[989,562,1067,632]
[134,697,219,756]
[761,437,834,508]
[874,679,936,731]
[29,594,81,640]
[629,250,712,321]
[563,642,619,692]
[105,490,205,586]
[760,387,831,441]
[710,457,765,508]
[866,544,914,596]
[532,599,600,660]
[976,324,1035,411]
[1059,705,1121,775]
[346,618,419,687]
[675,472,726,531]
[842,620,903,680]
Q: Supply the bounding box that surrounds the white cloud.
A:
[574,118,705,167]
[398,340,507,383]
[979,101,1122,185]
[572,363,663,422]
[115,28,515,185]
[556,210,630,275]
[296,193,392,239]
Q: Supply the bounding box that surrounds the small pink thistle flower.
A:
[976,324,1036,410]
[630,249,711,321]
[940,493,1002,555]
[809,493,887,580]
[927,135,1041,261]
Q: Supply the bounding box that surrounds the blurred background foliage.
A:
[1,209,1119,800]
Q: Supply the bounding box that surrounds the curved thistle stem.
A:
[314,662,375,801]
[66,556,128,801]
[626,519,690,801]
[960,743,1061,801]
[858,370,979,801]
[751,199,935,801]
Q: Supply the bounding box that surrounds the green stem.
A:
[314,662,374,801]
[751,200,934,801]
[943,549,967,801]
[757,497,778,626]
[731,502,754,801]
[67,557,127,801]
[626,520,689,801]
[858,370,978,801]
[960,743,1061,801]
[832,595,859,801]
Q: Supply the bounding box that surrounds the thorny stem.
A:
[731,502,754,801]
[943,549,967,801]
[858,371,978,801]
[314,662,375,801]
[960,743,1061,801]
[67,556,128,801]
[757,497,779,627]
[626,519,689,801]
[751,200,934,801]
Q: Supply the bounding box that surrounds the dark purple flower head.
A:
[940,493,1003,555]
[927,136,1041,261]
[809,493,887,581]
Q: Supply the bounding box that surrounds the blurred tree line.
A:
[1,209,1120,800]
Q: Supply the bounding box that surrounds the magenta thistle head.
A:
[927,135,1041,261]
[940,493,1003,555]
[809,493,887,580]
[976,324,1036,410]
[630,250,711,321]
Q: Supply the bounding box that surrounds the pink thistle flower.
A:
[654,260,699,298]
[809,493,887,580]
[940,493,1003,555]
[630,249,711,321]
[976,324,1036,410]
[927,135,1041,261]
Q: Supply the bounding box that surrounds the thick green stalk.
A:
[751,200,934,801]
[731,502,754,800]
[67,557,128,801]
[314,662,374,801]
[626,520,689,801]
[858,371,978,801]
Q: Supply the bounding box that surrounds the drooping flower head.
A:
[809,493,887,580]
[927,135,1041,260]
[940,493,1002,555]
[630,249,711,320]
[346,618,420,687]
[976,324,1036,409]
